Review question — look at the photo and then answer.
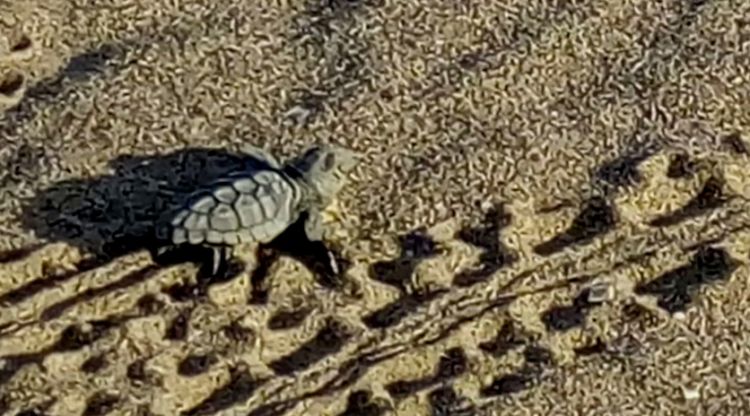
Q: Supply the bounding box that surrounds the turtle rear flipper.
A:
[209,246,233,277]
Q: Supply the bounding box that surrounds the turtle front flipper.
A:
[303,208,325,242]
[324,249,340,276]
[303,209,341,279]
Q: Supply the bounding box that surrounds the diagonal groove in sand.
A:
[235,198,750,414]
[0,259,179,340]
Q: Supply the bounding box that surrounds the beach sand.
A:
[0,0,749,414]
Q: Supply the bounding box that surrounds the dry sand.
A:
[1,0,750,414]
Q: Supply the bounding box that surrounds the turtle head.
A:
[289,144,361,203]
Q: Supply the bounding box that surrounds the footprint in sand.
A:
[3,31,34,61]
[0,31,33,107]
[0,68,25,106]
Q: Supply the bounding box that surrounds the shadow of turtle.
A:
[12,147,351,308]
[18,147,278,264]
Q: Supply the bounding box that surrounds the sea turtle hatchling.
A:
[155,143,361,277]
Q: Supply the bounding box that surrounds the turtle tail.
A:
[148,216,175,261]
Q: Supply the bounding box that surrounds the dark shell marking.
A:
[170,170,301,246]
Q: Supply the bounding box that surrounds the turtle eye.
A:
[322,152,336,171]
